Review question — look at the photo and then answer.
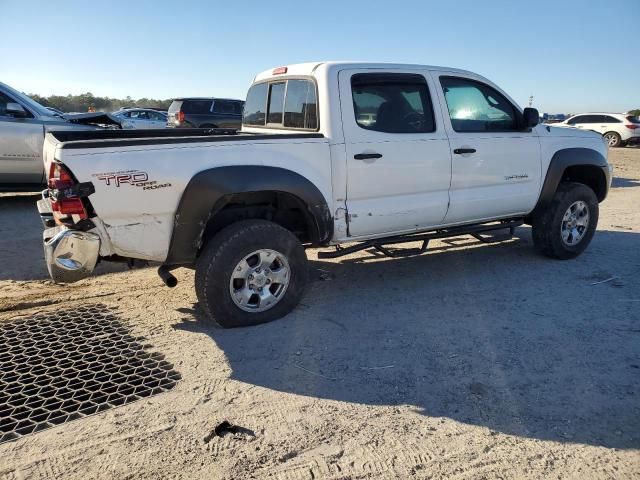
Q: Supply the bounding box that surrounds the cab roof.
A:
[253,61,476,82]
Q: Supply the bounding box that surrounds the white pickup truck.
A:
[39,62,612,327]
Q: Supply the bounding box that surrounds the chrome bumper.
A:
[43,227,100,283]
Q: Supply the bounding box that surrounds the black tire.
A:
[195,220,308,328]
[603,131,622,148]
[531,182,599,259]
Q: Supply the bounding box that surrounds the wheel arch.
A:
[164,166,333,265]
[533,148,610,214]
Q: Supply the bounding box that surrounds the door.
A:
[212,100,242,128]
[339,70,452,237]
[569,114,603,133]
[0,92,45,185]
[434,74,541,224]
[147,110,167,128]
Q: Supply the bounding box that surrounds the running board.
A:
[317,219,523,259]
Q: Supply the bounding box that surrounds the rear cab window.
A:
[243,78,318,130]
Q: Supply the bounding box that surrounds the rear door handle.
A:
[354,153,383,160]
[453,148,476,154]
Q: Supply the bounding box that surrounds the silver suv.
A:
[0,82,121,189]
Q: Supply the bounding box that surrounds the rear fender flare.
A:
[164,166,332,265]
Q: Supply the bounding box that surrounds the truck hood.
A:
[544,124,602,140]
[62,112,123,128]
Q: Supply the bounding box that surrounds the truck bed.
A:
[48,128,324,149]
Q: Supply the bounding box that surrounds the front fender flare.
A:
[164,166,332,265]
[534,147,610,212]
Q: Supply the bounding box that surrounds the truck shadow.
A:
[175,227,640,450]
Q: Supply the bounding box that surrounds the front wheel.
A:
[531,182,599,259]
[195,220,309,328]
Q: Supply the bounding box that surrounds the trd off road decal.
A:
[93,170,172,191]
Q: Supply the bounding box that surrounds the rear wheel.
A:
[603,131,622,148]
[531,182,599,259]
[195,220,309,328]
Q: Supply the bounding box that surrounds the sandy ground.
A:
[0,148,639,479]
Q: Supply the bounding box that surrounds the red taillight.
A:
[624,124,638,130]
[48,162,88,219]
[272,66,288,75]
[177,111,185,123]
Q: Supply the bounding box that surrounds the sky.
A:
[1,0,638,113]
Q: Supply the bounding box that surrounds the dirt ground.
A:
[1,148,639,480]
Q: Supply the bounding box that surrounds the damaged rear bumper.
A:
[43,227,100,283]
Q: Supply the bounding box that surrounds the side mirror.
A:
[6,102,28,118]
[522,107,539,129]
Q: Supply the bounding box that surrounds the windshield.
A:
[0,82,52,116]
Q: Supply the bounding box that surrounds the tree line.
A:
[25,91,640,118]
[28,92,173,113]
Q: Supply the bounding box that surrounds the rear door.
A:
[433,73,541,224]
[570,115,598,131]
[339,69,452,237]
[212,100,243,128]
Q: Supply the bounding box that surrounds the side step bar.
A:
[317,219,523,259]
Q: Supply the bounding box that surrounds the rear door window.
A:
[351,73,435,133]
[602,115,621,123]
[183,100,213,114]
[213,100,239,115]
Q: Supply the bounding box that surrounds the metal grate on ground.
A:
[0,304,181,444]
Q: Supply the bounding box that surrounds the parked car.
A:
[38,61,610,328]
[112,108,168,129]
[0,81,122,189]
[554,113,640,147]
[167,98,244,129]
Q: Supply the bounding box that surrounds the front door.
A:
[0,92,44,185]
[339,69,452,237]
[433,74,541,224]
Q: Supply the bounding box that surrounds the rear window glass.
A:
[267,83,285,124]
[243,79,318,130]
[243,83,268,126]
[182,100,212,114]
[626,115,640,124]
[167,101,182,114]
[283,80,318,129]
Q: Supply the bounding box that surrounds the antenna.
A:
[529,95,534,107]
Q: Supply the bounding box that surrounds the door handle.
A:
[453,148,476,154]
[354,153,382,160]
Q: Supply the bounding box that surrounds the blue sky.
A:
[2,0,638,113]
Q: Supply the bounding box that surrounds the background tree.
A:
[27,92,173,112]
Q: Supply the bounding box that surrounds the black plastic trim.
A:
[534,147,609,210]
[164,166,333,265]
[50,129,324,149]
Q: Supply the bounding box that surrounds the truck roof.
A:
[253,61,477,82]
